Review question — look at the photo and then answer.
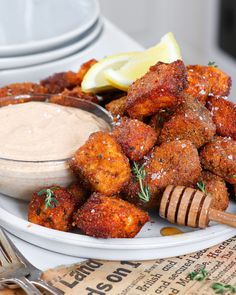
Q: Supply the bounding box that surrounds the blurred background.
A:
[99,0,236,99]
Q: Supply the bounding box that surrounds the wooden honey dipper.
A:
[160,185,236,228]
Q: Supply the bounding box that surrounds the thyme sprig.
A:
[197,181,207,194]
[188,267,208,281]
[208,61,218,68]
[188,267,236,294]
[132,162,150,202]
[211,283,236,294]
[37,187,59,209]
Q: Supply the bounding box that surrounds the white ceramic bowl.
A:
[0,0,99,57]
[0,95,113,200]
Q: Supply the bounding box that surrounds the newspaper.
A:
[1,236,236,295]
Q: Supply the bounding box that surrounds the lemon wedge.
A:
[104,32,182,91]
[81,52,138,93]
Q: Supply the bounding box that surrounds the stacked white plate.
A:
[0,0,102,72]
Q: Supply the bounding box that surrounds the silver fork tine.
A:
[0,227,64,295]
[0,228,19,264]
[0,246,10,266]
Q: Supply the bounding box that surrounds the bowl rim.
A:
[0,93,113,164]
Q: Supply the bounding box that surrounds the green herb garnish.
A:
[197,181,206,193]
[188,267,208,281]
[208,61,218,68]
[37,187,59,209]
[132,162,150,202]
[211,283,236,294]
[188,268,236,294]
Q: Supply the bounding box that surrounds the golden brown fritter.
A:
[112,117,157,161]
[148,109,174,138]
[200,136,236,184]
[74,193,150,238]
[0,83,47,106]
[70,131,131,195]
[105,96,127,117]
[77,59,97,85]
[122,174,159,211]
[124,140,201,210]
[159,97,216,148]
[40,71,81,94]
[187,65,231,97]
[126,60,188,118]
[199,171,229,211]
[206,96,236,140]
[67,182,89,207]
[183,67,210,104]
[49,86,98,105]
[28,186,77,231]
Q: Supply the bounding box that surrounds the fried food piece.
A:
[122,174,159,211]
[159,97,216,148]
[40,71,81,94]
[148,109,174,138]
[183,68,210,104]
[77,59,97,85]
[49,86,98,105]
[70,131,131,195]
[200,136,236,184]
[67,182,89,207]
[199,171,229,211]
[187,65,231,97]
[74,193,150,238]
[105,96,127,116]
[206,96,236,140]
[28,186,77,231]
[124,140,201,210]
[0,82,47,106]
[126,60,188,118]
[112,117,157,161]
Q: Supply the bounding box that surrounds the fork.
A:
[0,227,64,295]
[0,230,42,294]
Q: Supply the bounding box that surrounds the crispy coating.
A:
[70,131,131,195]
[0,83,47,106]
[159,97,216,148]
[49,86,99,105]
[126,60,188,118]
[67,182,89,207]
[40,71,81,94]
[187,65,231,97]
[112,117,157,161]
[77,59,97,85]
[28,186,77,231]
[200,136,236,184]
[206,96,236,140]
[199,171,229,211]
[148,109,174,138]
[183,68,210,104]
[74,193,150,238]
[105,96,127,116]
[124,140,201,210]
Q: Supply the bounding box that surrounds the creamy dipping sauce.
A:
[0,101,110,161]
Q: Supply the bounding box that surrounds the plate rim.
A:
[0,199,235,251]
[0,0,100,56]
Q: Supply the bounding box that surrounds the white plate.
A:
[0,193,235,260]
[0,0,99,57]
[0,20,102,70]
[0,19,142,87]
